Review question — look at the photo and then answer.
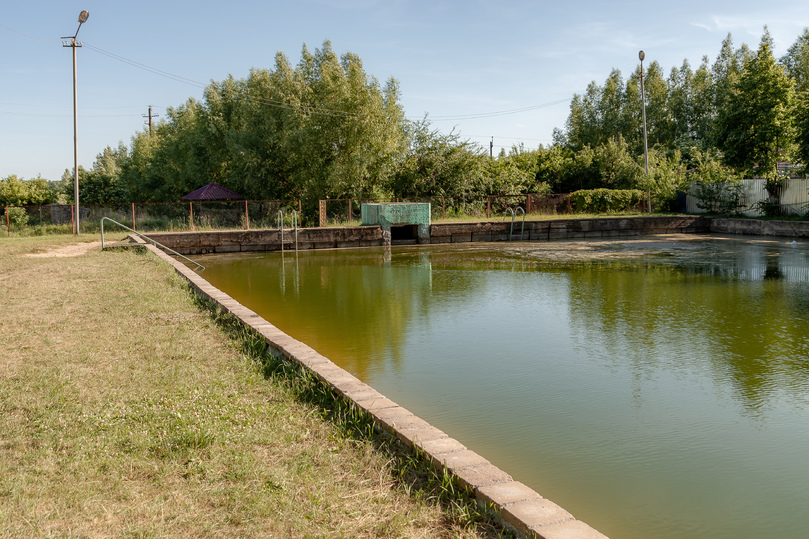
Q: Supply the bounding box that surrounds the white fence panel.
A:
[778,179,809,215]
[685,179,809,216]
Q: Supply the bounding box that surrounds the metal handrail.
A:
[503,207,526,241]
[100,217,205,271]
[277,210,299,252]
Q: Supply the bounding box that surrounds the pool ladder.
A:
[277,209,299,252]
[503,207,526,241]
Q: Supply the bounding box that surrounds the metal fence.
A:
[317,194,572,227]
[3,193,576,235]
[685,179,809,216]
[3,199,301,236]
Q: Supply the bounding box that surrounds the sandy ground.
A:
[24,241,102,258]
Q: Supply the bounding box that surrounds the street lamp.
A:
[62,10,89,234]
[639,50,651,213]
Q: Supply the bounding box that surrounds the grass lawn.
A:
[0,235,508,538]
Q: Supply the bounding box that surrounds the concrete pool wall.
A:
[132,234,610,539]
[130,216,809,538]
[143,215,713,254]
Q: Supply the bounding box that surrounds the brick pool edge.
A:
[135,237,609,539]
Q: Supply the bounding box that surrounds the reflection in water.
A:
[196,236,809,539]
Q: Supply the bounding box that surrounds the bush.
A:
[692,181,742,214]
[688,151,742,215]
[3,206,29,229]
[570,188,645,213]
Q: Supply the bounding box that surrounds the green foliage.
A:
[796,91,809,172]
[117,41,408,223]
[3,206,29,228]
[645,148,690,210]
[688,151,742,214]
[781,27,809,93]
[391,120,486,198]
[0,175,58,212]
[715,29,795,180]
[570,188,645,213]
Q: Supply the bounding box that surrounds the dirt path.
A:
[23,241,102,258]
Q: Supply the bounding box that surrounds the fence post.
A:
[189,202,195,231]
[526,195,532,215]
[298,199,302,217]
[71,205,75,234]
[319,200,327,227]
[5,206,9,237]
[131,203,136,231]
[244,200,250,229]
[348,199,352,224]
[487,196,491,219]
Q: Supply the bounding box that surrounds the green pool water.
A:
[193,234,809,539]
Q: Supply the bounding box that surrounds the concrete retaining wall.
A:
[430,215,709,243]
[709,218,809,237]
[136,235,609,539]
[144,216,711,255]
[129,215,809,538]
[144,226,385,255]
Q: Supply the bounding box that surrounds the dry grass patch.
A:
[0,235,510,538]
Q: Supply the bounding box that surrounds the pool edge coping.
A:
[139,236,609,539]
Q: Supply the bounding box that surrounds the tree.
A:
[121,40,408,214]
[688,150,742,214]
[781,28,809,93]
[1,174,57,206]
[795,90,809,171]
[715,29,795,183]
[68,145,129,204]
[390,119,486,198]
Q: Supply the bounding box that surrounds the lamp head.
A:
[78,10,89,24]
[639,50,645,62]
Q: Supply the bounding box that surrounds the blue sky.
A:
[2,0,809,181]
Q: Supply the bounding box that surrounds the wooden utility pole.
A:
[143,105,159,135]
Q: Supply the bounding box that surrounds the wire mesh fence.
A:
[317,194,573,226]
[3,194,578,235]
[2,199,302,236]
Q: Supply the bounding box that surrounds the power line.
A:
[82,42,571,123]
[83,42,369,119]
[83,42,206,88]
[0,110,141,118]
[2,24,571,128]
[0,23,60,43]
[0,102,149,110]
[423,98,571,121]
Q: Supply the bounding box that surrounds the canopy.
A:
[181,183,244,201]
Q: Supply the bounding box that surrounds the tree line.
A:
[4,29,809,217]
[551,27,809,207]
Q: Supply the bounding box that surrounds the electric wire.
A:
[2,22,569,134]
[82,42,570,122]
[0,23,60,44]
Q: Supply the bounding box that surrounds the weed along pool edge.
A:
[136,237,608,539]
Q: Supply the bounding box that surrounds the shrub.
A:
[3,206,29,229]
[688,151,743,215]
[570,188,645,213]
